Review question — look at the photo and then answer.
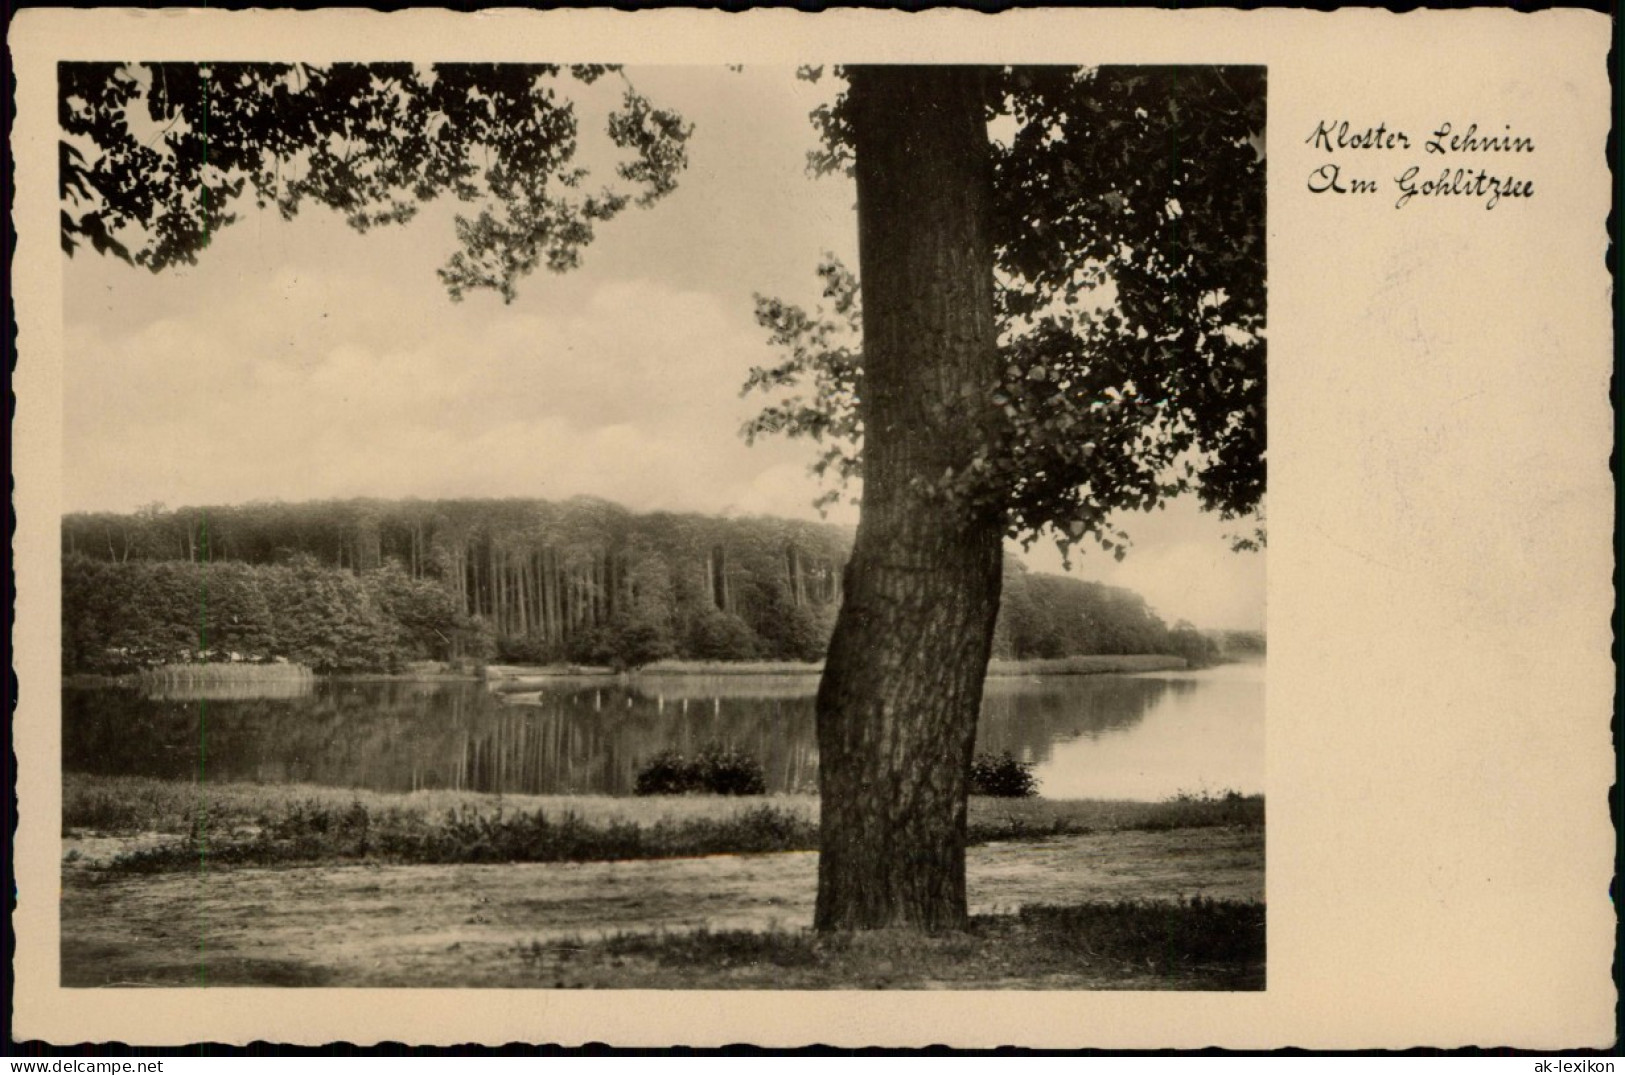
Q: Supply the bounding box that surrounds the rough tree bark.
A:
[814,66,1005,932]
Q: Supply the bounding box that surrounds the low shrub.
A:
[969,751,1039,798]
[631,751,694,796]
[634,747,767,796]
[692,748,769,796]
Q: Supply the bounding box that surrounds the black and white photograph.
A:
[10,6,1614,1050]
[53,57,1267,991]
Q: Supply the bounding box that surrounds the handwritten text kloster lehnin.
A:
[1305,120,1535,210]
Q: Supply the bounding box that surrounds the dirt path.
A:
[62,828,1262,988]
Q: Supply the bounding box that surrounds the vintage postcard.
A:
[9,6,1614,1049]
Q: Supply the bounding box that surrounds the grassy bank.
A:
[517,897,1265,990]
[99,801,820,874]
[65,774,1261,873]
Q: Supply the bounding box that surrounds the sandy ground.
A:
[61,828,1262,988]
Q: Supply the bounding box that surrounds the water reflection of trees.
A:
[976,677,1196,766]
[64,681,823,795]
[460,687,820,795]
[64,681,487,788]
[63,675,1197,795]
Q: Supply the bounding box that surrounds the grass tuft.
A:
[511,897,1265,990]
[1012,896,1265,967]
[1127,789,1262,831]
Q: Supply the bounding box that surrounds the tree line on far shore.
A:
[62,496,1231,674]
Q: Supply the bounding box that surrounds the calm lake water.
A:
[63,662,1263,801]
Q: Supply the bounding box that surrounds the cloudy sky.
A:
[62,65,1264,631]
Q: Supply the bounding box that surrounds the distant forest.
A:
[62,497,1243,674]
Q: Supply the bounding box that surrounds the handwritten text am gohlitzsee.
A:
[1305,121,1534,209]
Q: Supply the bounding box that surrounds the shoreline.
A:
[485,652,1206,682]
[65,652,1245,690]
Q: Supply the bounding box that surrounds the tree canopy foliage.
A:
[744,66,1266,560]
[59,62,691,300]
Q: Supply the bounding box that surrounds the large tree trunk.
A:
[814,66,1004,932]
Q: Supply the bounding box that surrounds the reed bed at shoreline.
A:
[128,663,317,700]
[136,662,315,684]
